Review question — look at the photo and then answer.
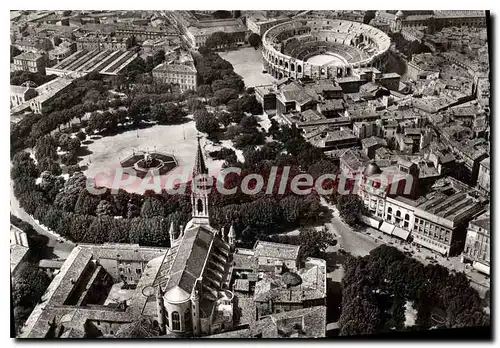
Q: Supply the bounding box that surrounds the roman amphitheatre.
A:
[262,18,391,80]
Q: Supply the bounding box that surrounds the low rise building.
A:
[246,14,290,36]
[10,84,38,109]
[10,225,30,277]
[152,52,198,92]
[308,129,358,151]
[186,18,248,48]
[412,178,486,256]
[340,148,370,177]
[76,33,133,50]
[48,42,76,64]
[13,51,46,74]
[477,157,490,193]
[461,210,490,275]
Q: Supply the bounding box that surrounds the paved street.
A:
[321,197,380,257]
[320,198,490,297]
[10,177,75,260]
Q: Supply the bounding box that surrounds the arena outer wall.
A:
[262,18,391,80]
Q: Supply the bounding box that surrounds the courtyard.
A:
[219,47,276,87]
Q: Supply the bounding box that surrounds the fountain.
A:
[119,150,178,179]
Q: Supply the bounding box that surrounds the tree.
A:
[205,31,235,50]
[38,171,64,202]
[128,217,170,247]
[233,132,265,149]
[96,200,115,217]
[12,274,48,311]
[336,194,367,226]
[248,33,262,49]
[85,216,114,243]
[237,94,263,115]
[38,157,62,176]
[35,135,58,162]
[194,109,220,135]
[212,87,239,105]
[12,262,51,332]
[54,172,87,212]
[10,70,57,86]
[76,131,87,141]
[140,196,165,218]
[197,84,213,98]
[67,213,96,242]
[298,227,336,259]
[12,152,39,179]
[151,103,185,124]
[74,189,100,216]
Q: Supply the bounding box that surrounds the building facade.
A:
[10,85,38,109]
[152,53,198,92]
[461,210,490,275]
[477,157,490,193]
[13,51,46,74]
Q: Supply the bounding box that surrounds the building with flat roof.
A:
[186,18,248,48]
[246,14,290,36]
[412,177,486,256]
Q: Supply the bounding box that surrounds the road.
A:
[320,198,490,297]
[10,177,75,260]
[321,198,379,257]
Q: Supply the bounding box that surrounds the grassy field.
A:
[219,47,276,87]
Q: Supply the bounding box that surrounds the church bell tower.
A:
[191,136,210,225]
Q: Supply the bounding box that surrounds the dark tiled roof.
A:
[165,226,215,294]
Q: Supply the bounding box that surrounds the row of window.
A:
[162,79,196,85]
[156,72,196,78]
[464,246,488,260]
[387,207,410,221]
[119,267,142,275]
[416,234,446,249]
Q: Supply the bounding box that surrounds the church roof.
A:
[163,225,215,298]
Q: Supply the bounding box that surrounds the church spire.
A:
[193,135,208,178]
[191,135,210,225]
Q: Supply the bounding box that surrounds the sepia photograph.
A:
[9,8,491,340]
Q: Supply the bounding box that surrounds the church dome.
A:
[364,162,382,177]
